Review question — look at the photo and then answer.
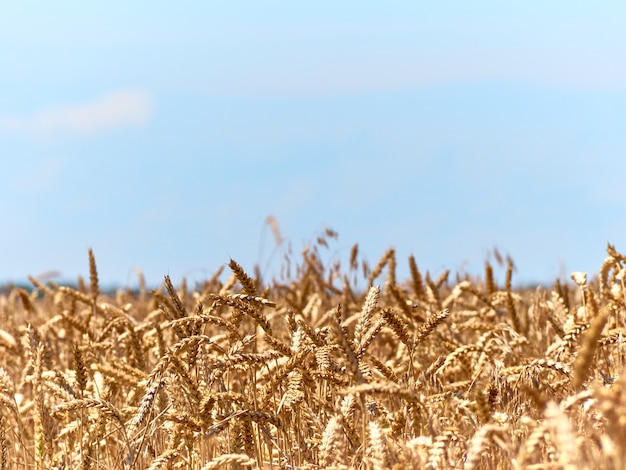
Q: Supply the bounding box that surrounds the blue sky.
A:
[1,2,625,288]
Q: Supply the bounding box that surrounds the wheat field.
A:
[1,234,626,469]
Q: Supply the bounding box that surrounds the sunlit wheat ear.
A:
[295,318,323,348]
[517,418,547,466]
[228,259,258,296]
[349,243,359,270]
[146,444,182,470]
[485,261,496,295]
[305,251,339,298]
[553,277,571,312]
[389,283,415,318]
[128,376,164,440]
[434,269,449,288]
[218,272,237,295]
[206,293,273,337]
[367,420,390,468]
[16,289,37,316]
[583,284,599,320]
[0,368,15,402]
[320,416,346,467]
[501,359,572,380]
[572,303,612,389]
[239,413,255,458]
[88,247,99,301]
[353,285,379,350]
[425,430,460,470]
[127,337,205,440]
[464,424,505,470]
[408,254,426,300]
[425,273,442,309]
[414,308,449,346]
[301,292,322,324]
[381,308,412,349]
[600,255,617,301]
[332,307,365,384]
[164,274,187,320]
[368,248,395,285]
[200,453,256,470]
[33,345,49,469]
[386,248,397,287]
[571,271,587,287]
[544,401,579,468]
[545,290,567,337]
[357,319,385,359]
[28,275,55,298]
[455,282,490,310]
[72,343,87,397]
[505,259,521,332]
[266,214,283,246]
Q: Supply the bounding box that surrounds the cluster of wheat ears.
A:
[1,233,626,469]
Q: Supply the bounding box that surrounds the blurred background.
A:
[1,2,625,289]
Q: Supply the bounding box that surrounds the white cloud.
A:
[0,90,154,136]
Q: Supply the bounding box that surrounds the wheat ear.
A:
[228,259,258,296]
[88,248,100,301]
[572,303,612,389]
[200,453,256,469]
[414,309,449,346]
